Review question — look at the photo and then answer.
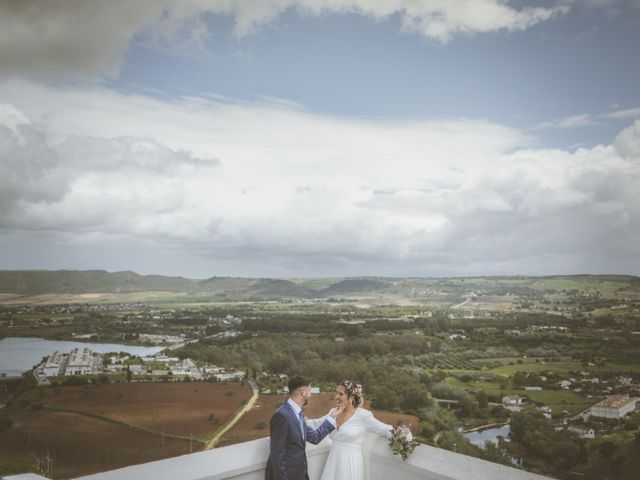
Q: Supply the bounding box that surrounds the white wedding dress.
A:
[319,408,392,480]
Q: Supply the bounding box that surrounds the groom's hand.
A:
[328,402,345,419]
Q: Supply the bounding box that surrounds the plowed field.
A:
[0,409,192,479]
[45,381,252,438]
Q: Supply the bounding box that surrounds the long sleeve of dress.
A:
[363,409,393,438]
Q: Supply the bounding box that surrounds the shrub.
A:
[0,415,12,433]
[0,458,37,476]
[63,376,89,386]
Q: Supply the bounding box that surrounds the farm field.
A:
[456,300,513,311]
[45,381,252,439]
[488,360,582,377]
[0,409,192,479]
[446,377,595,415]
[530,278,630,294]
[473,356,572,366]
[217,394,282,446]
[218,393,420,448]
[488,360,640,377]
[0,291,189,306]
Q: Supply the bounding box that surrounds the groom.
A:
[266,375,337,480]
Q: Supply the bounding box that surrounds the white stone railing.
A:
[5,436,554,480]
[68,437,323,480]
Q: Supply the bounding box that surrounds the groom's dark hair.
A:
[288,375,310,394]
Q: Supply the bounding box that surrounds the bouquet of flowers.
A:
[389,422,418,461]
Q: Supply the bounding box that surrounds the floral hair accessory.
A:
[340,379,363,400]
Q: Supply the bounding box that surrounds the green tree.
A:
[508,410,583,477]
[476,389,488,409]
[372,386,400,410]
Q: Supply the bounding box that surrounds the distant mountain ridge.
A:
[0,270,198,295]
[0,270,638,301]
[0,270,319,299]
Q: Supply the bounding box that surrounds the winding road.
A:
[204,379,259,450]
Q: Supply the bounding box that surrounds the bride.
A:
[316,379,393,480]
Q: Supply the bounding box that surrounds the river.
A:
[0,337,164,377]
[464,424,511,447]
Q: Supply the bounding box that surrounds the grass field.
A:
[530,278,628,295]
[0,291,190,305]
[488,361,580,377]
[488,360,640,377]
[444,355,640,416]
[446,377,594,415]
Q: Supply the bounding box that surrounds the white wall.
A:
[6,436,555,480]
[69,437,328,480]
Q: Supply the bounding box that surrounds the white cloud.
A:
[0,104,30,135]
[0,0,569,78]
[613,120,640,159]
[538,107,640,131]
[395,0,567,42]
[224,1,569,41]
[0,117,68,208]
[537,113,597,129]
[0,97,219,238]
[604,107,640,120]
[1,80,639,276]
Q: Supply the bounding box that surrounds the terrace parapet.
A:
[7,435,555,480]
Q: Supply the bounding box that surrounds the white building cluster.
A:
[37,349,245,382]
[129,353,245,381]
[590,394,637,419]
[39,348,103,377]
[42,351,66,377]
[502,395,523,412]
[66,348,102,376]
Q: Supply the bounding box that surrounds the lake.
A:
[0,337,164,377]
[464,424,511,447]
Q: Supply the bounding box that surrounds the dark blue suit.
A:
[265,401,334,480]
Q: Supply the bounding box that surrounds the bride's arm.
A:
[363,410,393,438]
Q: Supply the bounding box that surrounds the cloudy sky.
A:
[1,0,639,279]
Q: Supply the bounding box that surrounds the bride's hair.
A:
[338,379,363,407]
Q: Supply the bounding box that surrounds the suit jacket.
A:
[265,401,335,480]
